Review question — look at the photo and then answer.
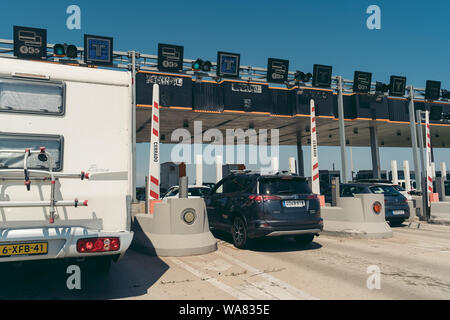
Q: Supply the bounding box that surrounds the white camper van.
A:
[0,57,133,271]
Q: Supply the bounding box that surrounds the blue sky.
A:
[1,0,449,186]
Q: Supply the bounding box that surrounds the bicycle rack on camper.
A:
[0,147,89,224]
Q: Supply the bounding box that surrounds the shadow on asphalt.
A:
[389,222,408,228]
[211,230,323,253]
[0,249,169,300]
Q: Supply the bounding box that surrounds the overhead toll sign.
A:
[222,81,270,112]
[158,43,184,72]
[84,34,113,66]
[217,51,240,78]
[136,71,192,108]
[267,58,289,83]
[425,80,441,101]
[313,64,332,88]
[13,26,47,60]
[353,71,372,94]
[295,89,334,116]
[389,75,407,97]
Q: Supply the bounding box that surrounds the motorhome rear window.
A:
[0,78,65,115]
[0,133,63,171]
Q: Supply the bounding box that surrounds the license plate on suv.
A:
[393,210,405,215]
[0,242,48,258]
[283,200,306,208]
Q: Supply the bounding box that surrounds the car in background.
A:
[355,179,413,201]
[340,183,410,226]
[391,185,413,201]
[203,182,216,189]
[205,171,323,249]
[163,185,211,199]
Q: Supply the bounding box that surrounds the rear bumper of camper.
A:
[0,227,133,263]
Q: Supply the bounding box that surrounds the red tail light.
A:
[307,194,318,200]
[77,237,120,253]
[248,195,282,202]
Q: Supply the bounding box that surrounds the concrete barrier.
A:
[132,198,217,257]
[430,201,450,225]
[321,194,392,238]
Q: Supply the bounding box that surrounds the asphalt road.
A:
[0,222,449,300]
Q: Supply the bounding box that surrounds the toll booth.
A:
[161,162,180,196]
[319,170,341,203]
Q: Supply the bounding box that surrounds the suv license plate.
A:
[284,200,306,208]
[393,210,405,215]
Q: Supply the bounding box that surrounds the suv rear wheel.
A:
[231,217,248,249]
[294,234,314,246]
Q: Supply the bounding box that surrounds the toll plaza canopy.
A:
[136,71,450,147]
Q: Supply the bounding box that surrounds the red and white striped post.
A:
[148,84,160,201]
[310,99,320,195]
[425,111,433,206]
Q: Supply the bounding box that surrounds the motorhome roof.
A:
[0,57,131,87]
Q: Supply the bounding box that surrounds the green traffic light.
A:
[192,59,203,71]
[54,44,65,57]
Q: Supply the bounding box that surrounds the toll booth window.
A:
[0,133,63,171]
[0,78,65,115]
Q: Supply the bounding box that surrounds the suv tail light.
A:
[248,195,282,203]
[307,194,318,200]
[77,237,120,253]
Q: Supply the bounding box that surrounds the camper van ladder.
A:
[0,147,89,224]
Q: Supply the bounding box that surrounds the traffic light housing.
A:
[192,59,212,72]
[294,71,312,83]
[53,43,78,58]
[375,82,389,93]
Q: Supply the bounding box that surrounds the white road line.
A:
[170,258,253,300]
[191,259,233,272]
[215,251,319,300]
[239,282,275,300]
[250,281,299,300]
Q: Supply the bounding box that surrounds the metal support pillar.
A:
[337,76,349,183]
[369,126,381,180]
[296,132,305,177]
[408,86,421,191]
[131,50,137,202]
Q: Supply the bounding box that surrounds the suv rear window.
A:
[259,177,311,195]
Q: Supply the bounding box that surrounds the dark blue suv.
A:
[205,171,323,249]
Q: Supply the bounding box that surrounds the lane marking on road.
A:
[215,251,319,300]
[170,257,253,300]
[191,259,233,272]
[239,282,275,300]
[249,281,299,300]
